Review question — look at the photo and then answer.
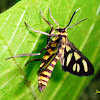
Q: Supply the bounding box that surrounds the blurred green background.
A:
[0,0,20,13]
[0,0,100,100]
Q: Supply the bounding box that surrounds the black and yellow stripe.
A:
[38,57,58,92]
[39,37,60,68]
[38,51,63,92]
[38,35,66,92]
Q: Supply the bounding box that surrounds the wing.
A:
[61,41,94,76]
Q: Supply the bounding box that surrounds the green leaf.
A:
[0,0,100,99]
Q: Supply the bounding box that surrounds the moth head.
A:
[56,28,68,36]
[56,28,67,33]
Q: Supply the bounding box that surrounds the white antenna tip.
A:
[76,8,81,12]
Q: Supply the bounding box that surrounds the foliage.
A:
[0,0,100,99]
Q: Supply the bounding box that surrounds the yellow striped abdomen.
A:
[38,37,66,92]
[38,54,60,92]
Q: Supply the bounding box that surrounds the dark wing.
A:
[61,41,94,76]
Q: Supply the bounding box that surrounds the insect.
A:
[6,8,94,92]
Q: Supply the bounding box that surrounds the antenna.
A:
[66,18,87,29]
[64,8,81,29]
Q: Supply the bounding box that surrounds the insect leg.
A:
[47,37,51,44]
[40,46,54,53]
[40,10,53,33]
[24,22,50,36]
[5,46,49,60]
[49,8,60,29]
[25,46,51,66]
[5,53,41,60]
[47,33,59,44]
[25,59,45,66]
